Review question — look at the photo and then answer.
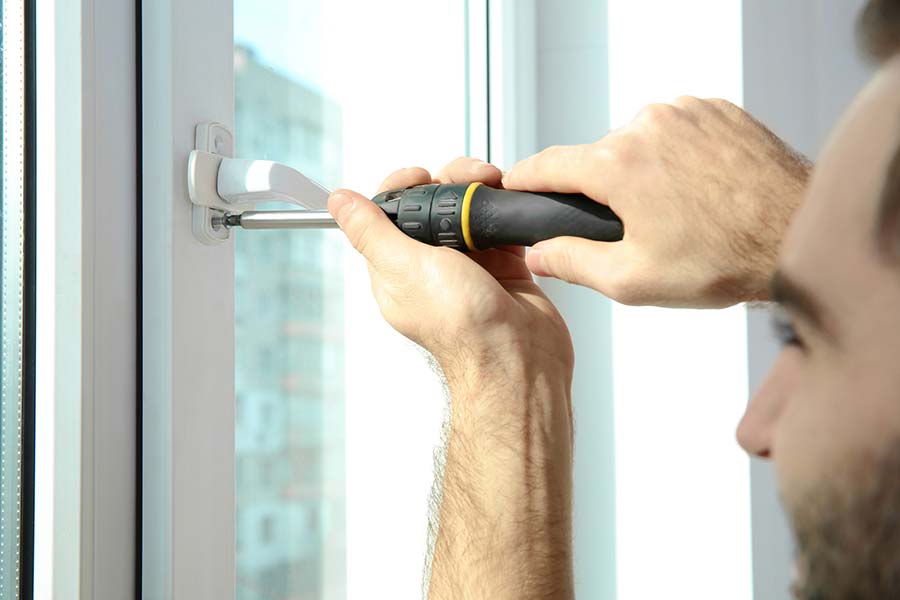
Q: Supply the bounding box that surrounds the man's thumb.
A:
[328,188,417,268]
[527,237,619,292]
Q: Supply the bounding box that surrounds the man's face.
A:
[737,58,900,596]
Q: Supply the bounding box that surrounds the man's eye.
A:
[771,306,803,348]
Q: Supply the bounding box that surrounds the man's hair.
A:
[859,0,900,61]
[859,0,900,259]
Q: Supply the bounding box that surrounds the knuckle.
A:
[673,95,702,110]
[408,165,431,178]
[671,96,705,124]
[343,211,375,256]
[706,97,736,109]
[598,132,640,166]
[380,167,429,192]
[591,142,617,164]
[534,144,565,174]
[445,156,472,173]
[546,245,578,283]
[400,166,432,185]
[350,226,373,257]
[635,103,681,129]
[706,97,741,116]
[539,144,564,160]
[377,171,403,193]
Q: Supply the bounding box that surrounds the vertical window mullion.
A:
[21,0,37,595]
[0,0,31,595]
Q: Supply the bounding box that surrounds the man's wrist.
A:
[436,319,575,388]
[429,345,575,598]
[445,371,574,522]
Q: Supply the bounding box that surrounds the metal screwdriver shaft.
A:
[223,210,339,230]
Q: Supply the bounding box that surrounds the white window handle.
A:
[218,157,331,208]
[187,122,338,244]
[187,150,331,212]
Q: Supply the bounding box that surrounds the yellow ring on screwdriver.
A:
[461,182,481,251]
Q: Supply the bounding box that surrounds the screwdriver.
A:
[223,182,623,251]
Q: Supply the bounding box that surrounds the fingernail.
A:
[329,192,355,224]
[528,247,550,277]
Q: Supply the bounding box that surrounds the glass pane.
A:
[0,0,26,594]
[233,2,466,598]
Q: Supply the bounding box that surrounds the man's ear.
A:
[877,145,900,261]
[879,204,900,259]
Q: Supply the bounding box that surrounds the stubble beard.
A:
[789,440,900,599]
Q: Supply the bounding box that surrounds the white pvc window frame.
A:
[141,0,235,597]
[142,1,492,598]
[34,0,139,598]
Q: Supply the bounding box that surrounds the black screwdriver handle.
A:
[468,185,623,249]
[371,183,623,251]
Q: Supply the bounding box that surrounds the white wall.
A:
[742,2,873,599]
[510,2,754,598]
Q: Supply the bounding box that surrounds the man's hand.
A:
[503,97,812,308]
[328,158,573,381]
[328,158,576,599]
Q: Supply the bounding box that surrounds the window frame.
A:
[31,0,139,598]
[141,0,236,597]
[23,0,36,595]
[0,0,36,596]
[484,2,619,597]
[142,1,495,597]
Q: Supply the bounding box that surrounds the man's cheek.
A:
[772,368,868,505]
[772,386,840,505]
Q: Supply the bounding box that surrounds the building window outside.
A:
[234,39,346,600]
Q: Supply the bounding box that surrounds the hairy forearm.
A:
[428,356,575,600]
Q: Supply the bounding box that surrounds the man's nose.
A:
[736,353,796,459]
[736,401,774,458]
